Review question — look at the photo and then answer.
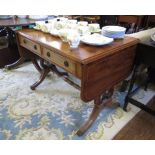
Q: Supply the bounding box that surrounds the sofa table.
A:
[7,29,138,135]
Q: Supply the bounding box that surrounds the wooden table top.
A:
[17,28,139,64]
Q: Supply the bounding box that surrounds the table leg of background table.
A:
[4,57,25,70]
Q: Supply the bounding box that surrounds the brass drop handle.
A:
[33,45,37,50]
[64,60,69,67]
[47,52,51,57]
[23,39,27,44]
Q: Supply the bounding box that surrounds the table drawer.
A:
[43,47,81,77]
[19,36,41,55]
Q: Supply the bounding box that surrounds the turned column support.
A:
[31,58,42,74]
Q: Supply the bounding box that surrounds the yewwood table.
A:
[7,29,139,135]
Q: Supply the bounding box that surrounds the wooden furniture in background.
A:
[0,16,55,68]
[99,15,117,27]
[0,17,38,68]
[63,15,82,20]
[145,15,155,28]
[124,39,155,116]
[81,15,100,23]
[0,16,50,27]
[117,15,144,33]
[6,29,138,135]
[63,15,101,23]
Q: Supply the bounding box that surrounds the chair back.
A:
[117,15,143,33]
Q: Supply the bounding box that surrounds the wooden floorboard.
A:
[113,98,155,140]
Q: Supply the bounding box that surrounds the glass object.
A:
[67,31,80,48]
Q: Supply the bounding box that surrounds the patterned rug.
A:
[0,63,154,140]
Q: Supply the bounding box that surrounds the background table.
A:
[123,39,155,116]
[0,16,53,68]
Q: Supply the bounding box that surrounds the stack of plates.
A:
[101,26,126,39]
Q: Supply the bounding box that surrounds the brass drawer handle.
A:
[47,52,51,57]
[64,60,69,67]
[33,45,37,50]
[23,39,27,44]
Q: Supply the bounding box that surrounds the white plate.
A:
[102,30,125,39]
[81,34,114,46]
[102,26,126,32]
[101,26,126,39]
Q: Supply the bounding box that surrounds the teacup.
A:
[47,20,56,30]
[78,21,88,26]
[88,23,100,32]
[41,23,53,33]
[65,23,78,29]
[54,21,66,30]
[58,17,68,22]
[77,26,90,36]
[67,19,77,24]
[48,19,57,24]
[58,29,70,42]
[35,21,45,29]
